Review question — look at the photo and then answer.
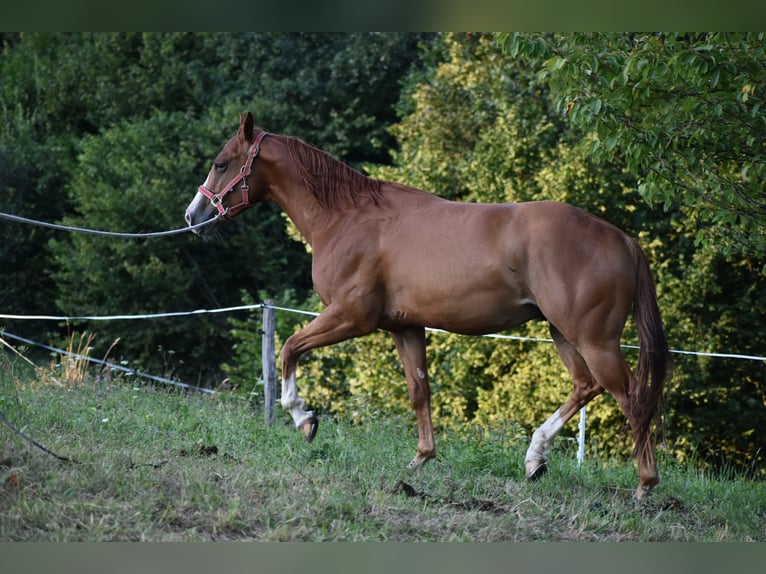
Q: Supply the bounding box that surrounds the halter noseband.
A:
[197,130,269,219]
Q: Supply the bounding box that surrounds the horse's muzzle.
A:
[185,191,219,235]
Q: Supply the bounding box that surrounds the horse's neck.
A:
[266,179,328,248]
[253,141,315,246]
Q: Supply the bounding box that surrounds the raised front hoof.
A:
[525,460,548,481]
[298,416,318,443]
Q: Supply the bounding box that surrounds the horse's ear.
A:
[238,111,255,145]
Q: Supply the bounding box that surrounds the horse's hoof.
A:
[525,461,547,481]
[298,416,318,442]
[634,484,654,500]
[406,453,434,470]
[406,458,422,471]
[635,472,659,500]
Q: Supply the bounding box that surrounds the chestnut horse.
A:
[185,112,670,499]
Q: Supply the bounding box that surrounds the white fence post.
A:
[261,300,277,425]
[577,406,586,466]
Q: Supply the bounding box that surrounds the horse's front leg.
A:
[391,327,436,469]
[280,304,374,441]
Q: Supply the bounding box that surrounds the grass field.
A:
[1,353,765,542]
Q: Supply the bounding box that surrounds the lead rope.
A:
[0,211,220,238]
[0,337,78,463]
[0,409,78,464]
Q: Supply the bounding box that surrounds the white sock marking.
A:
[525,408,565,464]
[280,372,313,427]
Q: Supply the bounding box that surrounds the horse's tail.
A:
[631,240,671,461]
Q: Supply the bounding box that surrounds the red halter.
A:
[197,131,269,219]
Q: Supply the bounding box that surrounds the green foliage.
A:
[220,292,264,394]
[0,36,79,340]
[375,33,564,203]
[501,32,766,260]
[221,33,434,166]
[657,247,766,473]
[47,110,310,380]
[0,34,229,136]
[221,289,309,395]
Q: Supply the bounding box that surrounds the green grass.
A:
[1,356,765,541]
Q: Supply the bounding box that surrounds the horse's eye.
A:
[214,162,227,170]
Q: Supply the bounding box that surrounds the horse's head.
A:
[185,112,268,235]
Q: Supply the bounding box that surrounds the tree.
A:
[47,110,311,379]
[501,32,766,261]
[1,33,238,354]
[211,32,435,166]
[0,36,78,344]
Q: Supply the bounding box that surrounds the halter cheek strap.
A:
[197,130,269,219]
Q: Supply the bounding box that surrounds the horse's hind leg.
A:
[391,326,436,469]
[577,343,659,499]
[525,326,604,480]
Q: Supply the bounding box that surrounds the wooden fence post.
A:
[261,300,277,425]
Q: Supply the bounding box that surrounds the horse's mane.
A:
[284,136,383,210]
